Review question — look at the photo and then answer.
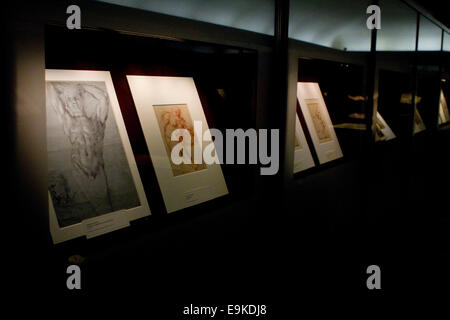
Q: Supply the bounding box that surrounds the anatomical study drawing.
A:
[46,81,140,228]
[153,104,207,177]
[306,99,332,143]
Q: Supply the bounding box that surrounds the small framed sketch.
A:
[399,93,426,134]
[126,76,228,213]
[297,82,343,164]
[46,70,150,244]
[438,89,450,125]
[375,112,396,142]
[293,113,315,173]
[413,107,426,134]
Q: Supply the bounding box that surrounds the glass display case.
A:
[45,25,258,241]
[377,69,414,141]
[297,58,366,164]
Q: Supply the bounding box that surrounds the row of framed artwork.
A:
[47,69,445,244]
[292,81,450,175]
[46,69,227,243]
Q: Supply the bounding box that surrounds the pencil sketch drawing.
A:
[46,81,140,227]
[306,99,332,143]
[153,104,207,176]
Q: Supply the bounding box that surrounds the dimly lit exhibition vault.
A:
[3,0,450,308]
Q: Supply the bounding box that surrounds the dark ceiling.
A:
[415,0,450,29]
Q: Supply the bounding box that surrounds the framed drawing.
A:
[413,107,426,134]
[46,70,150,244]
[375,112,396,142]
[297,82,343,164]
[400,93,426,135]
[126,76,228,213]
[438,89,450,125]
[293,113,315,173]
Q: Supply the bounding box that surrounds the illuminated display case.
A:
[377,69,415,141]
[292,57,366,175]
[4,0,450,300]
[44,25,258,240]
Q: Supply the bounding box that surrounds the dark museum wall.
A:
[3,0,450,309]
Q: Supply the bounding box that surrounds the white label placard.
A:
[82,211,130,239]
[325,150,337,160]
[184,185,216,204]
